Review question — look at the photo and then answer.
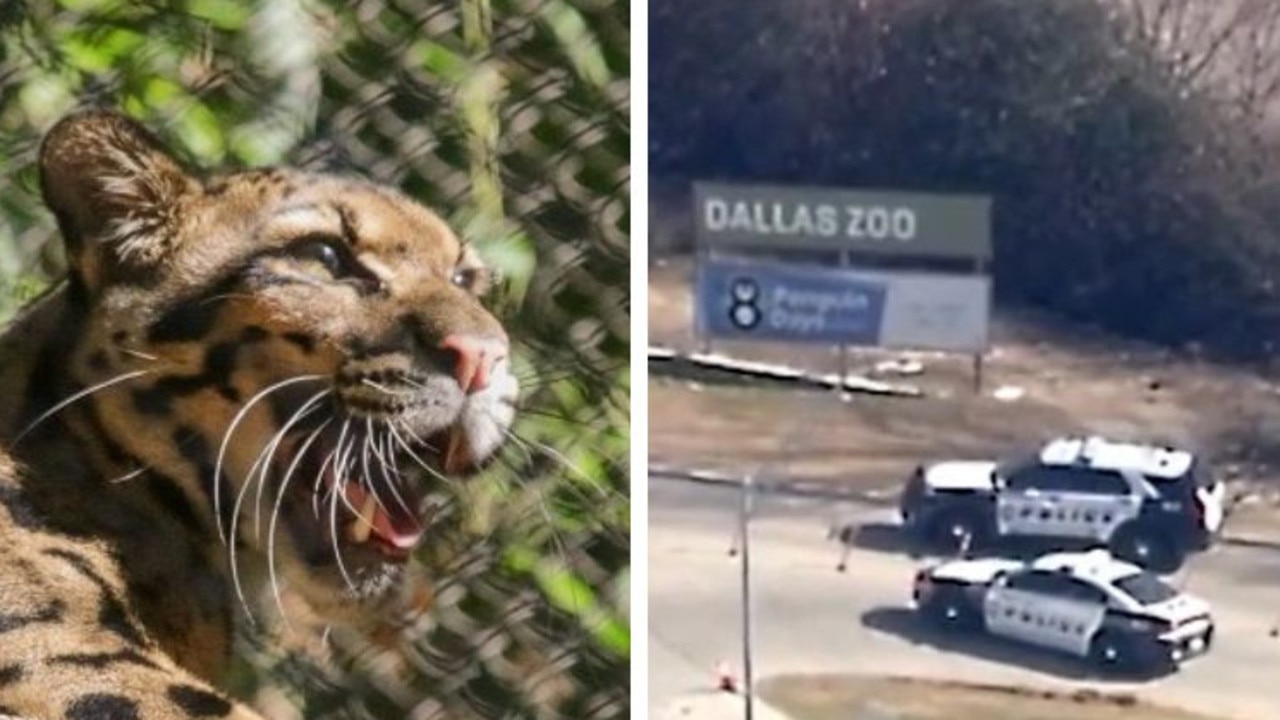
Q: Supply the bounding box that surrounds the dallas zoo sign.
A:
[703,195,918,244]
[694,182,990,258]
[692,181,992,354]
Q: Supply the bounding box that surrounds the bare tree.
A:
[1118,0,1280,141]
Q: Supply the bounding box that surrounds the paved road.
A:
[649,476,1280,720]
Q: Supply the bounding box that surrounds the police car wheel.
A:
[1089,631,1169,676]
[921,589,979,632]
[1088,630,1135,672]
[926,510,987,556]
[1110,526,1180,573]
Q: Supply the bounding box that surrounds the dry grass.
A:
[760,674,1232,720]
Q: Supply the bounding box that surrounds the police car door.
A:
[1065,468,1142,543]
[998,467,1073,539]
[983,570,1103,655]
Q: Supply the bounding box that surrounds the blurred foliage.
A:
[1,0,628,718]
[652,0,1280,361]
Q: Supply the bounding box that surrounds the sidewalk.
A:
[1218,501,1280,549]
[649,629,797,720]
[653,692,794,720]
[650,463,1280,551]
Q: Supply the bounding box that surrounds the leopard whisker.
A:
[387,374,431,393]
[13,368,153,445]
[268,417,332,627]
[509,368,592,388]
[357,419,394,520]
[323,418,353,513]
[228,395,324,627]
[213,374,324,543]
[497,424,629,514]
[326,444,358,593]
[106,429,222,485]
[237,416,299,545]
[107,466,150,485]
[389,420,457,490]
[360,378,417,396]
[197,291,258,306]
[251,389,331,539]
[332,424,368,520]
[501,426,537,468]
[310,428,343,520]
[370,422,415,517]
[502,425,617,502]
[118,348,160,362]
[483,451,595,604]
[512,406,608,427]
[384,422,435,476]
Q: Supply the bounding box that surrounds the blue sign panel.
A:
[696,258,887,343]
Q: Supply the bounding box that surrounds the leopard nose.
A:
[438,334,507,394]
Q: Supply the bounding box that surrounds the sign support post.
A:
[738,471,755,720]
[972,255,990,394]
[696,228,714,356]
[836,249,850,395]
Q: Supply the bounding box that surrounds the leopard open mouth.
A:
[250,363,513,575]
[273,419,474,564]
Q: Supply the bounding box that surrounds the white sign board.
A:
[852,270,991,352]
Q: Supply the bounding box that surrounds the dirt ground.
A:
[759,675,1234,720]
[649,257,1280,525]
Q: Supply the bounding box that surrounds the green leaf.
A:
[188,0,253,31]
[61,29,145,72]
[538,1,611,88]
[173,102,228,161]
[505,546,631,656]
[410,39,468,83]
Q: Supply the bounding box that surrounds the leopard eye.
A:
[451,267,479,290]
[450,266,496,296]
[292,237,346,276]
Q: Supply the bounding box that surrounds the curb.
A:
[649,463,1280,552]
[649,463,897,506]
[648,345,922,397]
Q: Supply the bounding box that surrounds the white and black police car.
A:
[911,549,1214,675]
[899,436,1226,571]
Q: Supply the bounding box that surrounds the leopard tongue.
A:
[344,482,424,550]
[372,499,425,549]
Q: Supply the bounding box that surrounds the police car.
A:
[911,549,1215,675]
[899,436,1226,571]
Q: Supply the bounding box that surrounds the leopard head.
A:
[35,110,518,618]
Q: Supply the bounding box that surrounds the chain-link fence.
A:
[0,1,629,718]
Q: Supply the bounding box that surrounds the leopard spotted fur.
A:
[0,110,518,719]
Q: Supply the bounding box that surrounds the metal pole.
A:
[740,472,755,720]
[696,222,713,356]
[974,255,988,395]
[837,250,850,394]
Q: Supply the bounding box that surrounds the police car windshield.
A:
[995,454,1038,481]
[1114,571,1178,605]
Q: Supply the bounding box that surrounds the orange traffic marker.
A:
[714,660,738,693]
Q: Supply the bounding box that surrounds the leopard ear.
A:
[39,109,200,292]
